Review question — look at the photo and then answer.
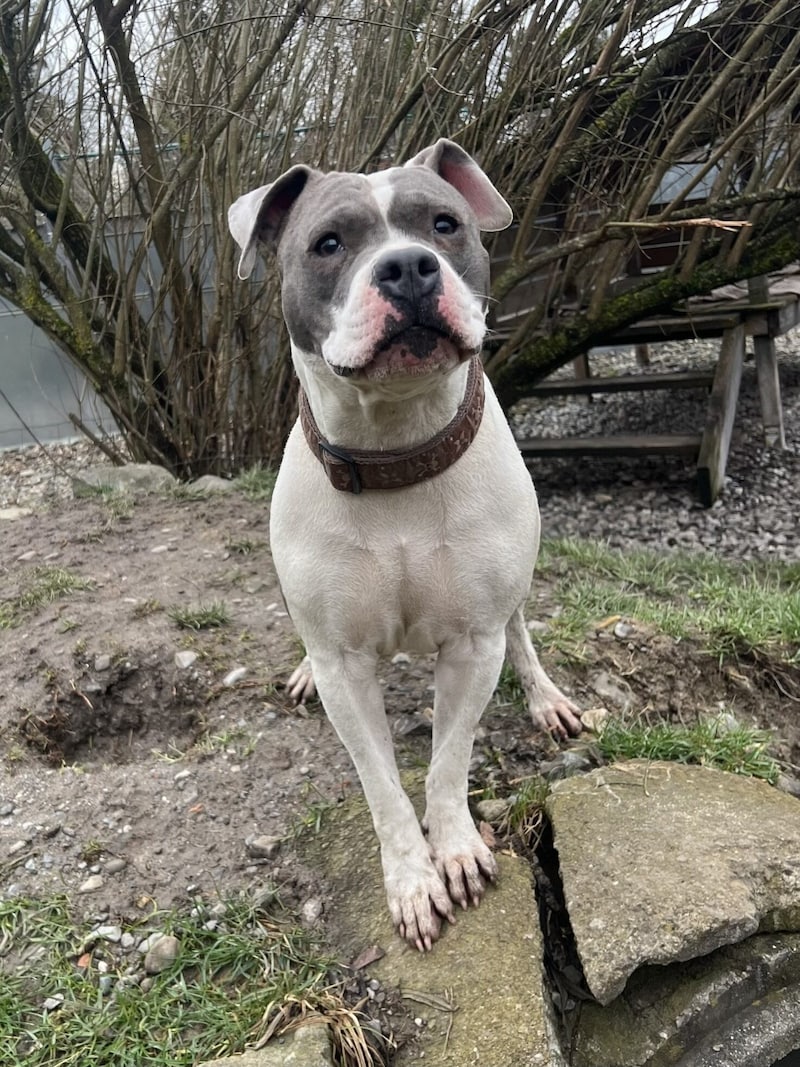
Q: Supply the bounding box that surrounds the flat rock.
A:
[72,463,176,496]
[192,474,235,494]
[547,761,800,1004]
[196,1024,333,1066]
[297,774,555,1066]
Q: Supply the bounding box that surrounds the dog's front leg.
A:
[308,647,456,951]
[423,631,505,911]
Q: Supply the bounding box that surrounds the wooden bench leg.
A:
[697,324,744,507]
[753,334,786,448]
[748,274,787,449]
[572,352,592,405]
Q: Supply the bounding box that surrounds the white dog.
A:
[229,140,581,951]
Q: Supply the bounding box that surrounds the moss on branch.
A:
[489,226,800,411]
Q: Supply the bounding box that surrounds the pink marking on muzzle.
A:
[435,285,483,349]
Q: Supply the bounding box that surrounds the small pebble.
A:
[222,666,248,687]
[246,835,281,860]
[94,925,122,942]
[144,934,180,975]
[475,798,511,823]
[78,874,104,894]
[301,898,324,924]
[580,707,610,733]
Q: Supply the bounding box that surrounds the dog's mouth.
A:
[330,326,472,380]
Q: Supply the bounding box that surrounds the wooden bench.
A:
[492,230,799,504]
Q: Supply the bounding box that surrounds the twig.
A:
[608,218,752,234]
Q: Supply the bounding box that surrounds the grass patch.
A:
[226,536,261,556]
[80,484,135,521]
[0,893,384,1067]
[494,661,525,706]
[193,727,257,760]
[1,566,93,629]
[503,776,550,842]
[536,538,800,664]
[597,714,780,783]
[131,598,163,618]
[169,482,211,502]
[233,463,277,502]
[169,601,230,630]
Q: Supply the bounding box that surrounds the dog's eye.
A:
[434,215,459,235]
[314,233,343,256]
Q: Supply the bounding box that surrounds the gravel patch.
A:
[0,438,116,510]
[2,333,798,563]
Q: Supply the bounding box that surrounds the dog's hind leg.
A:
[505,606,582,739]
[307,646,456,952]
[286,655,316,704]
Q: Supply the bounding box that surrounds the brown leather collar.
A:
[299,356,485,494]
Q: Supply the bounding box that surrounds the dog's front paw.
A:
[425,817,498,911]
[385,867,456,953]
[286,655,316,704]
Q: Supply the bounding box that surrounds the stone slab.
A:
[297,779,555,1066]
[196,1024,332,1066]
[547,761,800,1004]
[572,932,800,1066]
[72,462,176,496]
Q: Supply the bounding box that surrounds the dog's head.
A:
[229,140,512,383]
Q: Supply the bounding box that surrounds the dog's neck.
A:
[293,353,473,452]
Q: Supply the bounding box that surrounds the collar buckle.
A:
[318,440,362,494]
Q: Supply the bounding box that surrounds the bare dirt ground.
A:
[1,485,798,938]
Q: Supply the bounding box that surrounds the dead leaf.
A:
[350,944,385,969]
[479,820,496,849]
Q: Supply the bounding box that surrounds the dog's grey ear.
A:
[228,165,315,279]
[405,139,513,232]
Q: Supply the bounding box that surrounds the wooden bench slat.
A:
[606,314,743,343]
[518,433,703,458]
[525,370,714,397]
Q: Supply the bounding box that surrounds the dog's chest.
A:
[273,470,532,654]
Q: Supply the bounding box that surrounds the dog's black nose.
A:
[373,247,440,304]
